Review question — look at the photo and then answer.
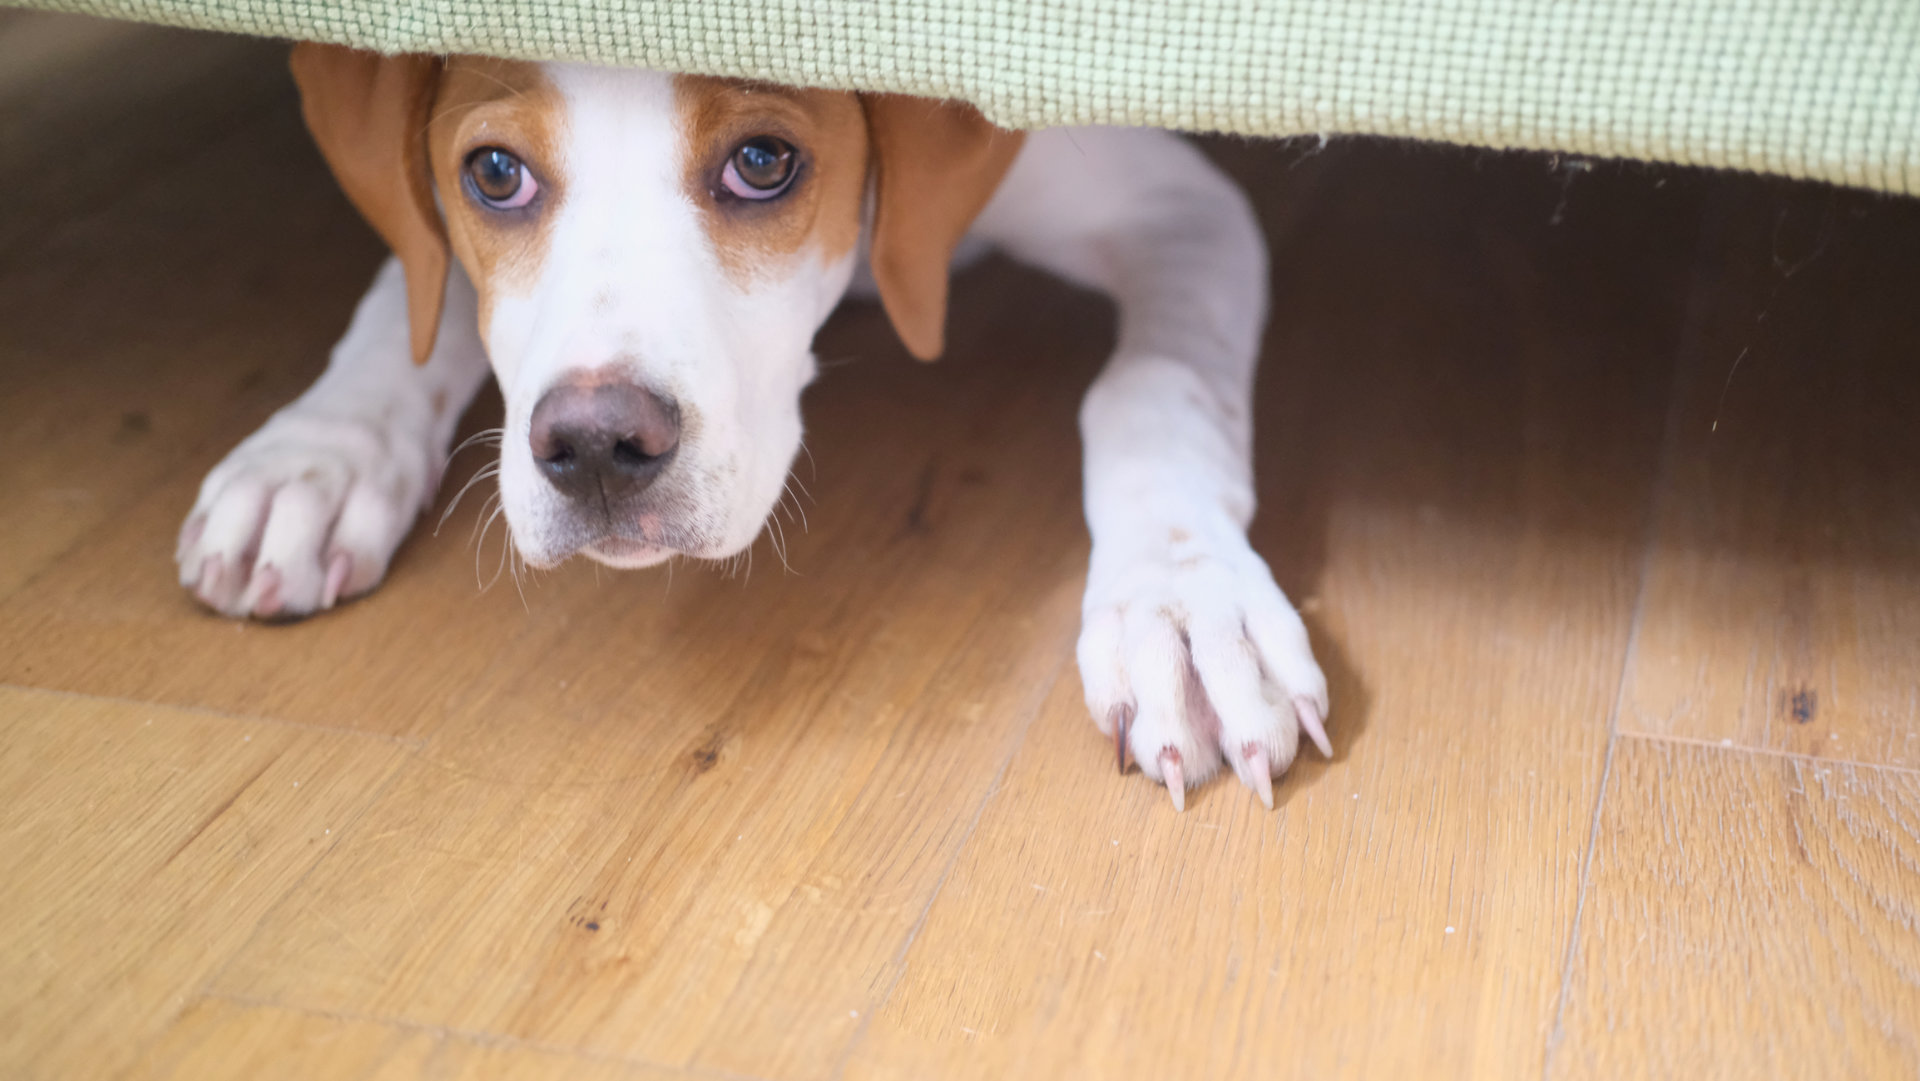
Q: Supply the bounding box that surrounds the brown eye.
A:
[721,136,797,199]
[465,147,537,209]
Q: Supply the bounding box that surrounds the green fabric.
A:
[12,0,1919,195]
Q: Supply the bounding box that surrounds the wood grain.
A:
[196,258,1103,1076]
[126,998,690,1081]
[844,147,1704,1081]
[0,30,378,601]
[1548,737,1920,1079]
[0,687,409,1081]
[1616,182,1920,767]
[3,14,1918,1081]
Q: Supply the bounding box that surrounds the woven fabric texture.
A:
[11,0,1919,195]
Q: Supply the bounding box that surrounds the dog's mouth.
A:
[583,535,676,568]
[521,513,706,570]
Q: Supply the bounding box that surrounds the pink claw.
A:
[1159,748,1186,813]
[1295,696,1332,759]
[322,552,352,609]
[1242,744,1274,810]
[252,565,283,617]
[197,556,223,603]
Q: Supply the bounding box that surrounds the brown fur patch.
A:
[427,57,565,346]
[672,75,867,288]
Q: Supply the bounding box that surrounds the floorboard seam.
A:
[826,648,1079,1081]
[1540,187,1717,1080]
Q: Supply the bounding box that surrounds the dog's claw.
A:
[197,555,222,601]
[1111,704,1134,774]
[1159,748,1186,813]
[1296,696,1332,759]
[1243,744,1274,810]
[322,552,351,609]
[252,565,283,617]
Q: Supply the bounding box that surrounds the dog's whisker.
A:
[447,427,505,459]
[798,440,818,485]
[787,470,815,508]
[481,505,513,593]
[426,69,534,131]
[506,531,530,612]
[438,463,502,534]
[474,500,508,591]
[782,478,811,532]
[426,96,493,129]
[465,490,502,550]
[458,66,534,104]
[767,512,793,575]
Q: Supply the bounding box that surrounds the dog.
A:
[175,45,1331,810]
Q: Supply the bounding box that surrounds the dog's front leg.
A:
[976,128,1329,809]
[177,258,491,618]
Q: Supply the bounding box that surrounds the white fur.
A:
[486,67,850,570]
[179,71,1327,800]
[178,258,489,615]
[976,128,1328,793]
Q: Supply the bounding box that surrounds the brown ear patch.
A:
[863,96,1024,361]
[673,75,868,289]
[427,57,566,348]
[290,44,449,364]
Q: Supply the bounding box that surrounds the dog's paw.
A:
[1076,527,1329,811]
[177,411,438,620]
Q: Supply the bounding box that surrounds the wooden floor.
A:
[4,13,1919,1081]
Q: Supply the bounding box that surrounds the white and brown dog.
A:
[176,46,1330,809]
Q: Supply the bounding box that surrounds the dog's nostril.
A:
[528,378,680,501]
[610,438,652,468]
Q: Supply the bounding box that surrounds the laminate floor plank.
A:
[1547,738,1920,1080]
[1616,182,1920,767]
[0,687,410,1081]
[843,146,1706,1081]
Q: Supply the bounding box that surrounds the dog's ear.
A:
[290,43,448,364]
[861,96,1023,361]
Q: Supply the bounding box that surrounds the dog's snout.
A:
[529,379,680,503]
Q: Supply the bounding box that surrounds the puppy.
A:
[177,47,1330,809]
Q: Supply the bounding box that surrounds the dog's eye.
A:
[465,147,538,210]
[720,137,797,200]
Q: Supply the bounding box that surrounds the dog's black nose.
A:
[529,379,680,504]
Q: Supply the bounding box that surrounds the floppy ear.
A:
[861,95,1024,361]
[289,43,448,364]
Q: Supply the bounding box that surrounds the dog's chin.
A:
[507,498,771,572]
[582,537,677,568]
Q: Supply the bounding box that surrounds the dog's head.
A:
[290,47,1021,568]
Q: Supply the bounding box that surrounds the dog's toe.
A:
[178,416,432,620]
[1078,537,1328,810]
